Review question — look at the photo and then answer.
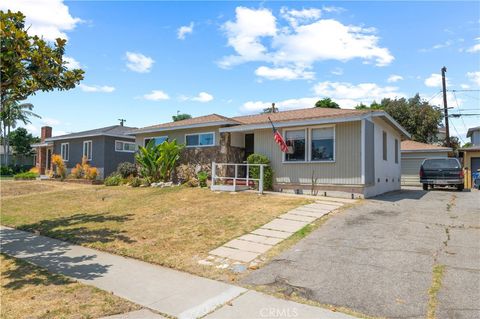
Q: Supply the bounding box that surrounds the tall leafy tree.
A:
[315,98,340,109]
[8,127,39,158]
[172,113,192,122]
[1,10,84,164]
[355,94,443,143]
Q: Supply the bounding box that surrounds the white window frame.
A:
[184,132,215,148]
[143,136,168,147]
[115,140,137,153]
[282,125,336,164]
[83,140,92,160]
[60,142,69,162]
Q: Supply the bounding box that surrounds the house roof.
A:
[129,114,240,134]
[458,145,480,151]
[45,125,137,142]
[467,126,480,138]
[401,140,452,153]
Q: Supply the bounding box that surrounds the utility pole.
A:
[441,66,450,147]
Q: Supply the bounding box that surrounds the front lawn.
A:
[0,254,139,319]
[0,181,308,279]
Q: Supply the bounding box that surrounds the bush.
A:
[0,166,13,176]
[197,171,208,188]
[247,153,273,190]
[70,164,83,179]
[184,178,199,187]
[104,174,122,186]
[13,171,37,180]
[51,154,66,180]
[117,162,137,179]
[128,176,143,187]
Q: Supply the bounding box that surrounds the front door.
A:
[244,134,254,161]
[46,149,52,172]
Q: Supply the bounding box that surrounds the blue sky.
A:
[2,1,479,143]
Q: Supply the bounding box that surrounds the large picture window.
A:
[311,128,334,161]
[185,132,215,147]
[144,136,168,146]
[83,140,92,160]
[60,143,69,161]
[285,129,306,162]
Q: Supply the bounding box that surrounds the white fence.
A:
[211,162,267,193]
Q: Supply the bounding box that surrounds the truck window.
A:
[423,159,460,169]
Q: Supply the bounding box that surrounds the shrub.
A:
[197,171,208,188]
[136,140,184,182]
[13,171,37,180]
[0,166,13,176]
[51,154,66,180]
[85,167,98,180]
[104,174,122,186]
[247,153,273,190]
[184,178,199,187]
[129,176,143,187]
[70,157,98,180]
[70,163,84,179]
[29,167,39,175]
[117,162,138,179]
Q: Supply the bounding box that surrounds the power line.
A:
[450,120,465,144]
[452,91,468,134]
[449,89,480,92]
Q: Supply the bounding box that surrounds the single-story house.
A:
[459,126,480,188]
[400,140,452,186]
[33,124,137,178]
[129,107,410,198]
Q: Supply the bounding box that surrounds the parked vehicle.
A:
[420,158,464,191]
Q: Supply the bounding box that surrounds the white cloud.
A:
[466,71,480,86]
[467,38,480,53]
[177,22,194,40]
[143,90,170,101]
[241,97,318,113]
[219,7,393,77]
[79,84,115,93]
[42,118,60,126]
[255,66,314,80]
[424,73,447,88]
[0,0,82,41]
[460,84,470,89]
[313,81,404,108]
[191,92,214,102]
[125,52,154,73]
[64,56,81,70]
[387,74,403,83]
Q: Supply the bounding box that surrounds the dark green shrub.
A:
[104,174,122,186]
[13,171,37,180]
[247,153,273,190]
[129,176,143,187]
[1,166,13,176]
[117,162,138,178]
[197,171,208,188]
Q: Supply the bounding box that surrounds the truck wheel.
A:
[422,184,428,191]
[457,185,464,192]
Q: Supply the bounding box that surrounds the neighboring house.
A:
[129,107,410,198]
[0,145,34,167]
[400,140,452,186]
[459,126,480,188]
[467,126,480,146]
[33,125,137,178]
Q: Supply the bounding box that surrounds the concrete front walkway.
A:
[0,226,357,319]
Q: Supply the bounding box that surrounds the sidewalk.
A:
[0,226,356,319]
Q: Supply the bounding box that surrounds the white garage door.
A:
[401,158,424,185]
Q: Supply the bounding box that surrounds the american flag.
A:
[268,117,289,153]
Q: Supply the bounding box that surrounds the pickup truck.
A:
[420,158,464,191]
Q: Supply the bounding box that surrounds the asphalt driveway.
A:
[243,188,480,319]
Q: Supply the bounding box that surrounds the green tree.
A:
[1,10,84,163]
[354,94,443,143]
[8,127,39,162]
[172,113,192,122]
[314,98,340,109]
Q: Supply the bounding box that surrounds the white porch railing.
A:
[211,162,267,194]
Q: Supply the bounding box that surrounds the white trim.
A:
[60,142,69,162]
[143,136,168,147]
[82,140,92,160]
[184,132,215,148]
[45,133,134,142]
[129,121,236,135]
[281,124,336,164]
[361,119,365,184]
[115,140,137,153]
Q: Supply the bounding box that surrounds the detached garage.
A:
[401,140,452,186]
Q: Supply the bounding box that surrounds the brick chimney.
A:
[41,126,52,142]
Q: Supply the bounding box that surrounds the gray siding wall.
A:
[364,119,375,185]
[254,121,362,185]
[104,136,136,177]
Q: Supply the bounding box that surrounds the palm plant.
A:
[0,101,40,165]
[135,140,184,183]
[158,140,183,182]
